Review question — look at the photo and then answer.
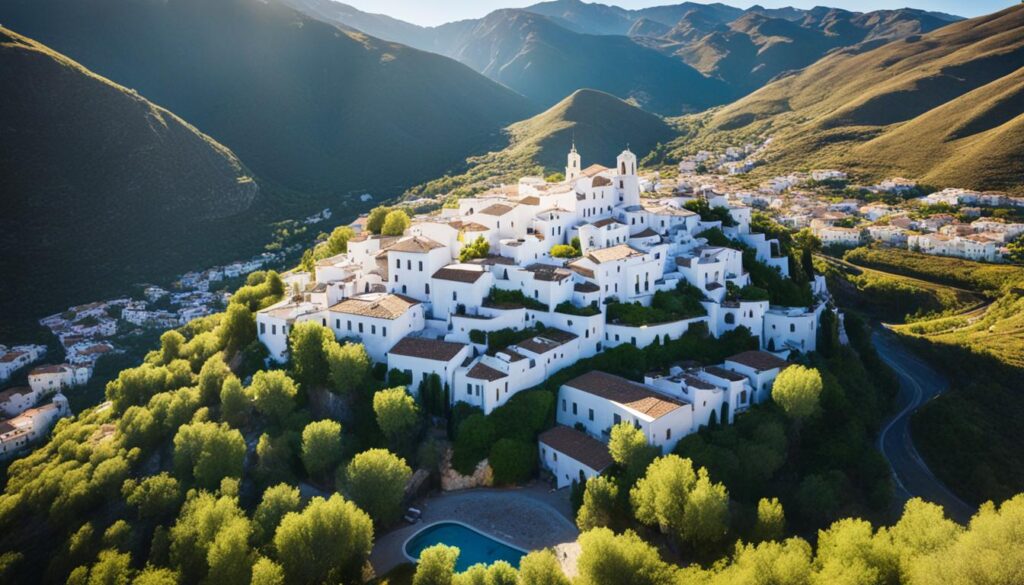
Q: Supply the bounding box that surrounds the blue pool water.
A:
[405,522,526,572]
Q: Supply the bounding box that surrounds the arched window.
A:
[724,313,736,325]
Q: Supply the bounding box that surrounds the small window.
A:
[572,402,578,415]
[382,327,387,336]
[588,408,594,421]
[395,259,400,269]
[613,413,621,425]
[347,320,352,331]
[419,261,424,271]
[562,399,567,412]
[259,323,266,334]
[666,428,672,440]
[271,324,277,335]
[358,323,364,333]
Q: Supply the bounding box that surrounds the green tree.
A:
[254,432,298,488]
[131,567,179,585]
[550,244,579,259]
[518,549,569,585]
[714,538,812,584]
[118,405,160,451]
[459,236,491,262]
[608,422,659,480]
[86,549,133,585]
[753,497,786,543]
[253,484,302,548]
[170,491,250,583]
[884,498,961,580]
[366,206,393,235]
[381,209,411,236]
[122,473,182,521]
[631,455,729,549]
[326,226,355,255]
[197,353,232,405]
[452,414,495,474]
[373,387,419,450]
[158,330,185,365]
[251,557,285,585]
[217,303,256,355]
[326,342,371,395]
[102,520,131,551]
[344,449,412,525]
[412,544,459,585]
[577,476,622,532]
[249,370,298,426]
[771,365,823,420]
[488,439,536,485]
[575,528,679,585]
[173,421,246,489]
[301,420,343,482]
[219,376,250,428]
[289,322,333,387]
[272,494,374,585]
[205,517,254,584]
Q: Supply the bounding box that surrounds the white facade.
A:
[0,394,70,460]
[386,337,471,397]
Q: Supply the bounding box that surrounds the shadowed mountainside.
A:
[0,0,532,196]
[0,27,263,332]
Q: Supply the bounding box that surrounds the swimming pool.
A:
[404,521,527,572]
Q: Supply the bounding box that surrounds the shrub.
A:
[489,439,537,485]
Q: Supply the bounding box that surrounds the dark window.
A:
[588,408,594,421]
[572,402,578,415]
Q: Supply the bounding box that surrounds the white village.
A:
[255,146,830,489]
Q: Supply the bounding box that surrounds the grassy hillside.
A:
[840,248,1024,504]
[0,27,266,335]
[666,5,1024,194]
[664,8,951,91]
[406,89,676,200]
[0,0,532,196]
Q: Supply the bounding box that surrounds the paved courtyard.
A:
[369,482,580,577]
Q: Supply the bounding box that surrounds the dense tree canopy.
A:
[343,449,412,525]
[772,365,823,420]
[172,422,246,490]
[272,494,373,585]
[301,419,343,482]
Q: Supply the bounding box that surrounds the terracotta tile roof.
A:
[592,218,623,229]
[564,371,685,419]
[329,294,420,320]
[478,203,515,217]
[574,282,600,293]
[30,364,71,376]
[592,176,613,187]
[704,366,747,382]
[526,264,572,282]
[516,330,576,355]
[519,196,541,206]
[539,426,613,471]
[726,350,788,372]
[385,236,445,254]
[0,352,25,363]
[389,338,467,362]
[0,387,33,401]
[584,244,643,264]
[466,362,506,381]
[582,164,610,177]
[433,267,486,283]
[569,264,596,279]
[631,228,659,238]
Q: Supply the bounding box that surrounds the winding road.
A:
[872,329,975,524]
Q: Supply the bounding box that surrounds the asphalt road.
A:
[872,329,975,524]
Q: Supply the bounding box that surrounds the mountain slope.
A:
[677,5,1024,194]
[280,3,733,115]
[407,89,676,199]
[525,0,744,35]
[426,9,734,114]
[0,27,261,330]
[657,8,954,91]
[0,0,532,196]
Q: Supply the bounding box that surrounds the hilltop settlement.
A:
[256,146,830,487]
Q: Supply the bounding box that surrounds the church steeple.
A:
[565,140,582,182]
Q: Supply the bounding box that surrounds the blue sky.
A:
[344,0,1017,27]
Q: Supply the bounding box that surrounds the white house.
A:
[382,236,451,301]
[722,350,789,404]
[0,345,46,382]
[27,364,77,394]
[257,300,325,363]
[386,337,471,397]
[538,425,614,489]
[557,371,692,453]
[0,393,70,460]
[0,386,39,418]
[328,293,425,363]
[763,305,822,353]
